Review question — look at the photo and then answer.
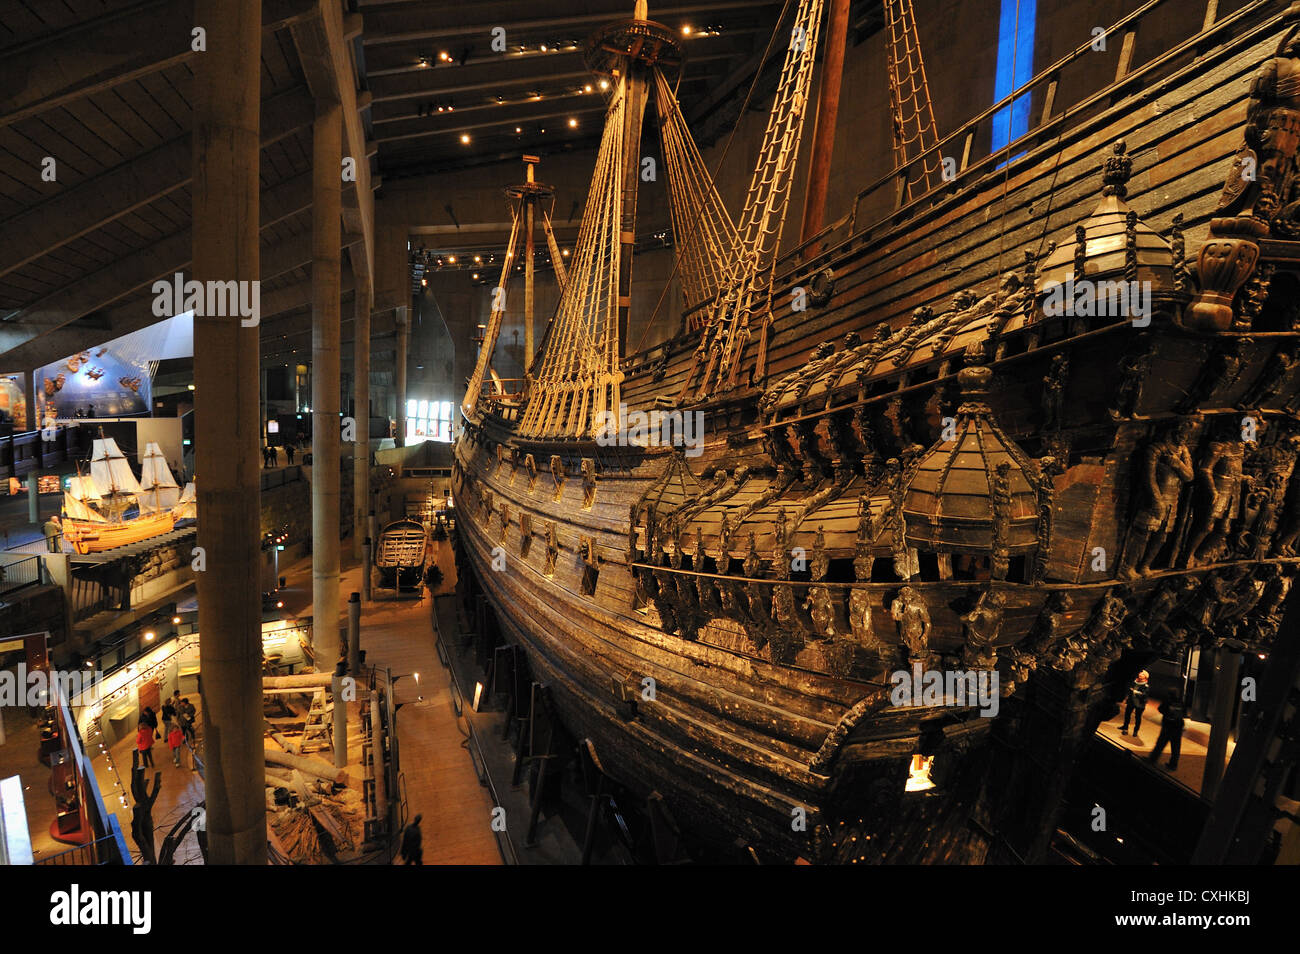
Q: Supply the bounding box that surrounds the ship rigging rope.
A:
[885,0,942,197]
[460,205,522,413]
[632,0,797,359]
[518,77,626,438]
[683,0,828,399]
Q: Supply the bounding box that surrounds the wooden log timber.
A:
[264,748,346,784]
[263,673,337,689]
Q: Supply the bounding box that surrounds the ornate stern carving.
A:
[550,454,565,501]
[498,502,510,543]
[960,587,1005,671]
[1119,417,1199,579]
[581,457,597,509]
[1185,23,1300,331]
[890,585,931,666]
[743,531,763,578]
[1008,592,1073,695]
[519,512,532,557]
[524,453,538,492]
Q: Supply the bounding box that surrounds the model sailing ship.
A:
[452,0,1300,862]
[62,436,187,554]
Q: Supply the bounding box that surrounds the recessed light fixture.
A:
[568,118,577,127]
[515,126,522,134]
[682,25,692,35]
[584,84,593,93]
[460,133,470,144]
[599,79,609,90]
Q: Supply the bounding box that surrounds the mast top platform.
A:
[583,17,682,79]
[504,153,555,201]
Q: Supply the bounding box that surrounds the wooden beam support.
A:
[0,0,316,128]
[0,87,312,281]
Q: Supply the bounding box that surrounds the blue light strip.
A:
[991,0,1037,159]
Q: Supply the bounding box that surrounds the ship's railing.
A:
[0,553,43,597]
[845,0,1275,239]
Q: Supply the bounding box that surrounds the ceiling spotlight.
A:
[562,248,570,256]
[421,278,428,286]
[682,25,692,35]
[448,255,457,263]
[474,255,481,263]
[568,118,578,128]
[144,631,155,641]
[472,273,479,280]
[187,384,195,391]
[584,84,593,93]
[172,616,181,625]
[598,79,609,90]
[438,51,451,62]
[418,56,429,68]
[515,126,522,134]
[460,133,470,144]
[540,43,547,51]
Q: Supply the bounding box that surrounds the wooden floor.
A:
[282,544,502,865]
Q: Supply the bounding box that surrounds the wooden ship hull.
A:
[375,518,430,589]
[63,509,175,555]
[452,1,1300,862]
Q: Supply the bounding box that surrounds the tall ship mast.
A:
[453,0,1300,862]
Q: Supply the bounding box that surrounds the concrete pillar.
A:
[347,591,361,675]
[18,369,36,432]
[311,99,342,666]
[1203,647,1242,799]
[352,282,371,560]
[27,468,38,525]
[362,537,372,601]
[395,305,408,447]
[191,0,266,866]
[332,672,348,769]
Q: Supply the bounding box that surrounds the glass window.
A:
[418,399,429,418]
[407,399,417,417]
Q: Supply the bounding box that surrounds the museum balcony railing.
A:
[0,553,44,598]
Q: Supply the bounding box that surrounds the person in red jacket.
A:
[168,724,185,767]
[136,721,155,767]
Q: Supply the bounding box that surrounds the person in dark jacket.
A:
[161,698,177,731]
[1121,670,1150,736]
[399,814,423,865]
[1148,689,1187,770]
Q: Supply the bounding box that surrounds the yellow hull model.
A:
[63,510,175,555]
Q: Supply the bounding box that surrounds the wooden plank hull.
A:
[452,7,1300,862]
[63,510,175,554]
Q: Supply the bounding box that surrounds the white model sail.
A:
[67,475,102,502]
[89,436,141,521]
[177,481,196,519]
[63,490,107,522]
[138,441,180,514]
